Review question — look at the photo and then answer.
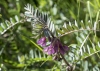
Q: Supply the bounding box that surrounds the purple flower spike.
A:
[37,37,46,47]
[43,38,69,55]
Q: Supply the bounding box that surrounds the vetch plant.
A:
[24,3,100,71]
[0,1,100,71]
[23,3,100,70]
[24,4,72,70]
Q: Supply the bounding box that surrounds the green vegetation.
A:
[0,0,100,71]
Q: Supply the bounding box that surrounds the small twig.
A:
[1,19,25,35]
[60,53,73,71]
[60,53,70,66]
[59,29,100,37]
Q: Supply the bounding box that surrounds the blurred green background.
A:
[0,0,100,71]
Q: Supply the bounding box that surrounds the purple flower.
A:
[43,44,55,55]
[43,38,69,55]
[37,37,46,47]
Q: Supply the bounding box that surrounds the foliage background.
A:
[0,0,100,71]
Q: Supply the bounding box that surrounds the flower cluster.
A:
[37,37,69,55]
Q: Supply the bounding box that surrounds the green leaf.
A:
[30,40,43,51]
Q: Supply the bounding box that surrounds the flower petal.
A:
[37,37,46,47]
[59,45,69,55]
[59,47,65,55]
[63,45,69,51]
[43,45,55,55]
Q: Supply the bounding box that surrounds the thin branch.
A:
[60,53,74,71]
[79,33,90,55]
[0,19,25,35]
[81,49,100,60]
[59,28,100,37]
[60,53,70,66]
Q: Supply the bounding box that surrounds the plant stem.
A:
[60,53,73,71]
[60,53,70,66]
